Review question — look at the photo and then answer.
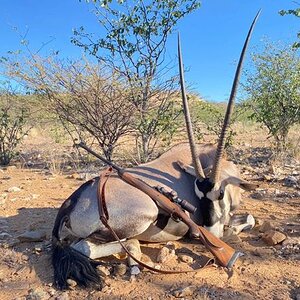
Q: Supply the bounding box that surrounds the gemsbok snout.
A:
[51,11,260,290]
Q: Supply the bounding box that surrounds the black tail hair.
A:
[51,186,101,290]
[52,239,100,290]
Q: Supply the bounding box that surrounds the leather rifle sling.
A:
[96,167,215,274]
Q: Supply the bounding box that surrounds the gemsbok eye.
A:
[218,190,224,200]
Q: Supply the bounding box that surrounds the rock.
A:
[97,265,110,277]
[66,279,77,288]
[0,193,8,199]
[263,174,273,181]
[259,221,275,233]
[178,254,194,264]
[17,230,46,242]
[47,288,56,297]
[157,246,170,263]
[284,175,298,187]
[113,263,127,276]
[296,294,300,300]
[26,288,49,300]
[130,265,140,276]
[171,286,197,298]
[255,218,265,226]
[282,237,300,246]
[7,186,21,193]
[250,190,266,199]
[223,233,242,244]
[55,292,69,300]
[33,245,42,253]
[7,166,17,171]
[279,243,300,257]
[156,245,177,263]
[252,248,274,257]
[275,189,288,198]
[262,230,287,246]
[66,173,85,181]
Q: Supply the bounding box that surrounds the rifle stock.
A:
[76,142,241,268]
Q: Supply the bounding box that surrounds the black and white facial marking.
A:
[194,178,228,237]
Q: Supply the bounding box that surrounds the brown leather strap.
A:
[97,167,215,274]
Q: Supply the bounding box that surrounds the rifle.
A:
[76,142,242,268]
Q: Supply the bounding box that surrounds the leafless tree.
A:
[3,55,135,160]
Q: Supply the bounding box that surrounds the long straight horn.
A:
[178,33,205,180]
[210,10,261,184]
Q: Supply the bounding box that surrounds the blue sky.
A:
[0,0,299,102]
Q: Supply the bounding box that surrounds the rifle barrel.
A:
[76,142,122,173]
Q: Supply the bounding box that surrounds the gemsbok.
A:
[51,12,260,290]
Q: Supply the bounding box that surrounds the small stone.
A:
[47,288,56,297]
[0,193,8,199]
[97,265,110,277]
[262,230,287,246]
[223,233,242,244]
[250,191,265,200]
[282,237,300,246]
[157,246,170,263]
[7,166,17,171]
[156,246,177,263]
[114,263,127,276]
[130,265,140,276]
[33,246,42,253]
[259,221,275,233]
[27,288,49,300]
[66,279,77,288]
[171,286,197,298]
[66,173,85,181]
[252,248,274,257]
[17,230,46,242]
[7,186,21,193]
[55,292,69,300]
[102,286,112,293]
[263,174,272,181]
[178,254,194,264]
[284,175,298,187]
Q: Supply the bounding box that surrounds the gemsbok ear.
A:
[239,181,259,191]
[223,177,259,191]
[178,160,213,179]
[177,160,197,177]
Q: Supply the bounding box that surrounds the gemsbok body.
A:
[51,12,260,290]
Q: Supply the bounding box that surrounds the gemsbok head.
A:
[176,11,260,237]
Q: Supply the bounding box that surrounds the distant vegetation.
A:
[0,1,299,166]
[0,86,31,165]
[243,42,300,152]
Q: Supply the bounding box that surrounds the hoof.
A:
[130,265,141,276]
[229,214,255,234]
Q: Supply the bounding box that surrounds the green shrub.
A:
[0,95,30,165]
